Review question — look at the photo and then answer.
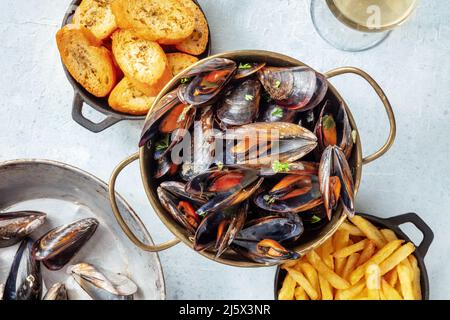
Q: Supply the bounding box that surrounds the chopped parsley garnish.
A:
[245,94,254,101]
[272,160,290,173]
[311,215,322,224]
[271,107,284,118]
[238,63,252,70]
[263,194,276,205]
[216,161,224,170]
[155,134,170,151]
[273,80,281,88]
[180,77,191,84]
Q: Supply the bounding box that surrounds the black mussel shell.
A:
[217,79,261,128]
[68,263,137,300]
[43,283,68,300]
[32,218,99,271]
[3,238,42,300]
[0,211,46,248]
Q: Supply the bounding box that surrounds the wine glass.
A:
[311,0,419,52]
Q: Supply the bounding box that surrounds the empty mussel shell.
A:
[3,238,42,300]
[67,263,138,300]
[0,211,46,248]
[43,283,68,300]
[32,218,99,271]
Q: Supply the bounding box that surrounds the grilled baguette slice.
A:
[56,24,117,97]
[167,53,199,76]
[73,0,117,40]
[111,0,195,44]
[109,77,156,115]
[111,29,172,96]
[176,0,209,55]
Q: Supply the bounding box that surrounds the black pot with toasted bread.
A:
[60,0,212,133]
[273,212,434,300]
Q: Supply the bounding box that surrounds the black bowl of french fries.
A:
[274,213,433,300]
[59,0,211,132]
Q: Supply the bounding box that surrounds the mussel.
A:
[181,58,237,106]
[194,202,247,258]
[254,174,323,213]
[3,238,42,300]
[319,145,355,220]
[258,66,328,111]
[217,79,261,128]
[68,263,137,300]
[216,122,317,167]
[181,106,215,180]
[185,166,263,217]
[0,211,46,248]
[32,218,99,271]
[43,283,68,300]
[231,239,300,264]
[315,100,353,158]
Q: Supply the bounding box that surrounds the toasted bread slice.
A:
[73,0,117,40]
[109,77,155,115]
[167,53,199,76]
[176,0,209,55]
[111,0,195,44]
[111,29,171,95]
[56,24,117,97]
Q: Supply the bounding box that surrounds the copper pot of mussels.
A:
[108,50,397,267]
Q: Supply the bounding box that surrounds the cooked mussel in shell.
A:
[217,79,261,128]
[231,239,300,264]
[43,283,68,300]
[258,66,328,111]
[3,238,42,300]
[68,263,137,300]
[32,218,99,271]
[0,211,46,248]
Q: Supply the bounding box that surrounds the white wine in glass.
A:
[311,0,418,51]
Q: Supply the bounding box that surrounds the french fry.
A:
[408,255,422,300]
[356,240,376,266]
[334,279,365,300]
[281,259,299,269]
[349,240,404,285]
[379,242,415,275]
[320,238,334,269]
[398,264,415,300]
[384,268,398,287]
[285,268,319,300]
[294,286,309,300]
[365,263,381,300]
[339,221,365,236]
[298,262,321,299]
[349,215,387,248]
[342,253,360,280]
[381,279,402,300]
[278,274,296,300]
[318,274,333,300]
[306,250,350,290]
[333,239,368,258]
[380,228,398,242]
[334,230,350,276]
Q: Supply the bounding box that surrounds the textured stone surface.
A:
[0,0,449,299]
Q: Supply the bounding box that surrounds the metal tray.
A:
[0,159,165,300]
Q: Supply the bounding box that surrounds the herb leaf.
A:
[180,77,191,84]
[272,160,290,173]
[155,134,170,151]
[271,106,284,118]
[238,63,252,70]
[311,215,322,224]
[273,80,281,88]
[245,94,254,101]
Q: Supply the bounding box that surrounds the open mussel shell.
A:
[32,218,99,271]
[194,202,248,258]
[319,145,355,220]
[315,100,353,158]
[254,175,323,213]
[3,238,42,300]
[231,239,300,264]
[234,62,266,80]
[157,186,201,234]
[257,66,328,111]
[0,211,46,248]
[43,283,68,300]
[160,181,208,204]
[181,59,237,106]
[217,79,261,128]
[68,263,137,300]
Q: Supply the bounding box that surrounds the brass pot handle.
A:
[324,67,396,165]
[108,152,180,252]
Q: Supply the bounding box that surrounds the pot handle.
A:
[385,213,434,257]
[72,92,122,133]
[108,152,181,252]
[324,67,396,165]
